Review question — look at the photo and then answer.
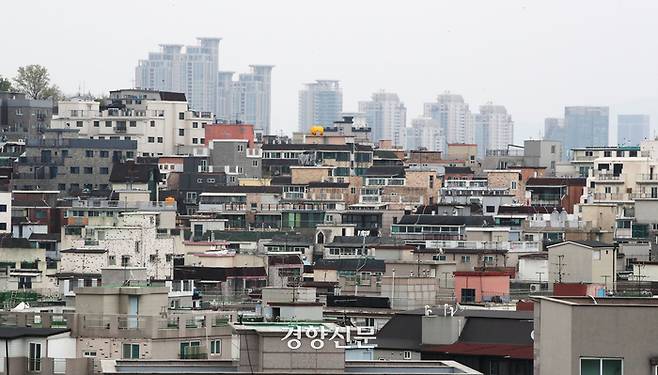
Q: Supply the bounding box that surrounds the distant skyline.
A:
[3,0,658,144]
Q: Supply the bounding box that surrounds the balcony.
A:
[593,173,623,182]
[115,126,127,133]
[636,174,658,183]
[71,200,177,211]
[198,202,247,213]
[591,192,630,201]
[631,192,658,199]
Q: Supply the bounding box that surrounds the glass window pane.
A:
[602,359,622,375]
[581,359,600,375]
[131,344,140,359]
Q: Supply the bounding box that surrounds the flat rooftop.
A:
[536,296,658,306]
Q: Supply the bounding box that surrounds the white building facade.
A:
[135,38,220,115]
[423,92,474,146]
[358,91,407,147]
[216,65,274,134]
[474,103,514,157]
[298,80,343,132]
[51,90,210,156]
[407,117,443,152]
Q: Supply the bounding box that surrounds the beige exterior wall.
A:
[547,243,615,285]
[486,170,524,201]
[290,166,332,184]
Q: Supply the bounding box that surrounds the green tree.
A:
[0,75,11,92]
[12,64,61,100]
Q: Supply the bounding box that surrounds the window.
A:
[100,150,109,158]
[403,351,412,360]
[486,206,495,213]
[105,120,112,127]
[84,167,93,174]
[433,255,447,261]
[179,129,184,136]
[76,120,83,127]
[83,351,97,358]
[121,255,130,267]
[180,341,201,358]
[100,167,109,175]
[237,144,244,152]
[93,121,99,127]
[129,121,136,127]
[461,255,471,263]
[192,138,198,144]
[70,167,80,174]
[178,112,185,120]
[0,204,6,212]
[603,151,611,157]
[252,160,258,167]
[580,358,622,375]
[85,150,94,157]
[484,255,495,264]
[122,343,140,359]
[207,178,215,183]
[511,181,517,189]
[0,223,8,231]
[551,145,556,153]
[150,120,155,127]
[108,255,116,265]
[149,254,158,262]
[148,137,155,143]
[157,137,163,143]
[210,339,221,354]
[200,138,205,144]
[29,342,41,371]
[192,122,198,128]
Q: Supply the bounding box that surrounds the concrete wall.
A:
[548,243,615,285]
[537,299,658,375]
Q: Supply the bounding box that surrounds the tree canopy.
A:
[12,65,62,100]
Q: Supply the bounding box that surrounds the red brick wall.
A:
[205,124,255,147]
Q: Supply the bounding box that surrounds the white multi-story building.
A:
[423,92,474,146]
[474,103,514,157]
[358,91,406,147]
[298,80,343,132]
[216,65,274,134]
[61,211,175,281]
[406,117,443,152]
[51,89,211,156]
[135,38,220,114]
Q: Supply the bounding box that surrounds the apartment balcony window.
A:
[580,358,622,375]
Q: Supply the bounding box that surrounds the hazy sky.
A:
[3,0,658,143]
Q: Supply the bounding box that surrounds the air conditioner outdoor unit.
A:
[530,283,541,293]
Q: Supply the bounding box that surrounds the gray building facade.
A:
[534,296,658,375]
[523,139,562,175]
[0,92,53,141]
[208,139,261,185]
[12,129,137,193]
[618,114,650,146]
[135,38,220,114]
[564,106,609,155]
[298,80,343,132]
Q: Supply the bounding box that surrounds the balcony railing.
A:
[591,193,629,201]
[636,174,658,182]
[594,173,623,181]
